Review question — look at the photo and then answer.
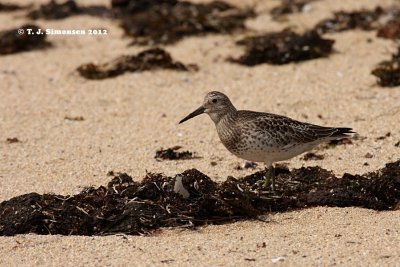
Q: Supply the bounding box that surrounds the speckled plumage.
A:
[179,91,354,190]
[216,110,352,164]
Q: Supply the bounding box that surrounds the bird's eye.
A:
[212,99,218,103]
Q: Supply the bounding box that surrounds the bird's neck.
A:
[211,108,237,126]
[214,110,240,152]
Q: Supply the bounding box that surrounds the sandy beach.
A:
[1,0,399,266]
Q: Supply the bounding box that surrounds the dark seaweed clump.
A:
[27,0,109,20]
[301,152,324,161]
[235,161,258,170]
[0,2,25,11]
[372,48,400,87]
[230,30,334,66]
[0,25,50,55]
[0,160,399,236]
[155,146,196,160]
[5,138,20,144]
[325,134,367,148]
[314,7,385,34]
[111,0,176,12]
[270,0,316,20]
[377,17,400,40]
[314,6,400,40]
[114,0,255,45]
[64,116,84,121]
[77,48,197,79]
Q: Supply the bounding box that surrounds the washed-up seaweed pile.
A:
[372,48,400,87]
[229,6,392,66]
[27,0,109,20]
[312,6,400,41]
[155,146,197,161]
[0,2,25,11]
[114,0,255,45]
[22,0,254,44]
[230,30,334,66]
[77,48,197,79]
[378,17,400,40]
[0,160,399,236]
[314,7,386,34]
[0,24,50,55]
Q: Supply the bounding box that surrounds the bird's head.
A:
[179,91,236,124]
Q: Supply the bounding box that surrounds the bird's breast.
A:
[216,121,242,153]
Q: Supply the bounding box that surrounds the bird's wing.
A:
[238,111,350,148]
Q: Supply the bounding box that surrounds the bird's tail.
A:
[331,127,355,138]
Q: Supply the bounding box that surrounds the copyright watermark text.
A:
[18,28,108,35]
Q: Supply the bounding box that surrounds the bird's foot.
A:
[258,177,276,193]
[262,177,272,189]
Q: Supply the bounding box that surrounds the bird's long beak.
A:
[179,106,205,124]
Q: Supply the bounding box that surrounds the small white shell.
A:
[174,175,190,198]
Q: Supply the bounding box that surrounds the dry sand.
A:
[0,0,399,266]
[0,208,398,266]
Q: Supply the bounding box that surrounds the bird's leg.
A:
[270,165,276,191]
[263,163,276,191]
